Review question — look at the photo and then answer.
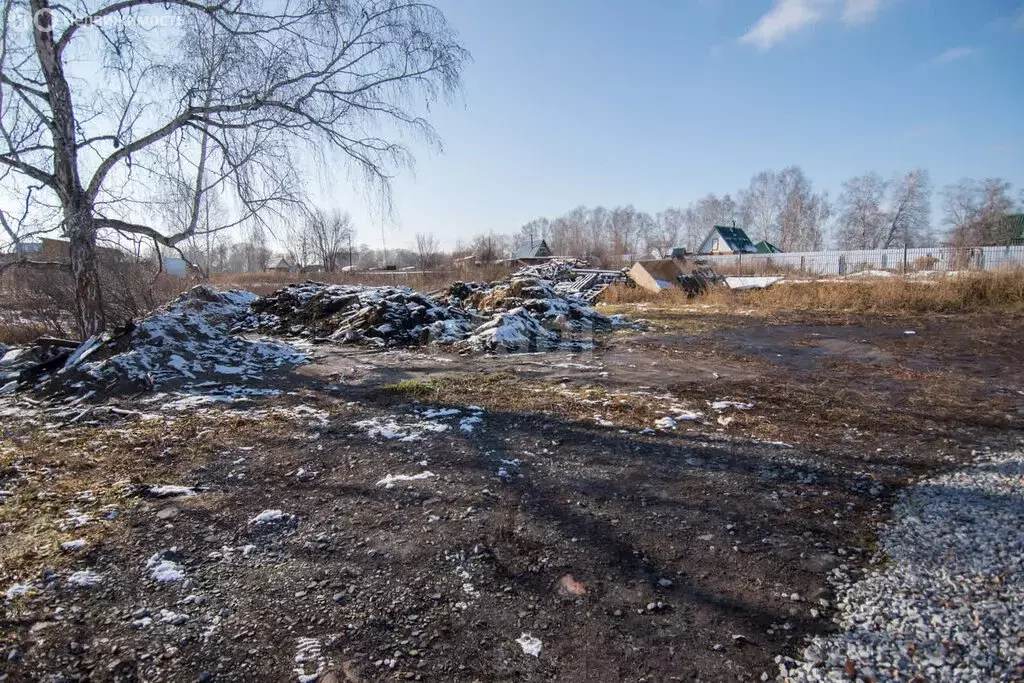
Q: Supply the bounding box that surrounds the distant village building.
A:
[754,240,782,254]
[511,239,553,265]
[1004,214,1024,245]
[2,237,124,265]
[268,257,292,273]
[697,226,757,255]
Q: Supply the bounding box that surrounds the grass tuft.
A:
[382,378,438,397]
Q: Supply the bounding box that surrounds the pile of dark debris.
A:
[0,262,642,399]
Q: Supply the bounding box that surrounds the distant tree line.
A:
[460,168,1023,266]
[111,168,1024,276]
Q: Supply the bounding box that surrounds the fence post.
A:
[903,245,908,274]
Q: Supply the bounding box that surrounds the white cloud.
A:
[841,0,881,26]
[740,0,887,51]
[928,46,976,66]
[740,0,824,51]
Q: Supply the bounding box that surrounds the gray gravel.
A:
[780,452,1024,682]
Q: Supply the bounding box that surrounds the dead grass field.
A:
[600,269,1024,314]
[1,294,1022,681]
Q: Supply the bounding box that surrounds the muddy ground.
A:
[1,306,1022,682]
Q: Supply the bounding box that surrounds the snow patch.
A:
[516,633,543,657]
[66,570,103,587]
[147,549,186,582]
[250,509,295,525]
[5,583,34,600]
[377,472,436,488]
[711,400,754,411]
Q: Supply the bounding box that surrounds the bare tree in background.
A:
[245,225,272,272]
[943,178,1016,247]
[836,170,932,249]
[881,169,931,248]
[738,170,780,244]
[308,209,354,272]
[518,218,549,249]
[415,232,440,271]
[472,232,504,264]
[684,194,739,249]
[0,0,467,336]
[647,208,683,257]
[775,167,828,251]
[835,172,887,249]
[285,221,314,271]
[608,205,639,256]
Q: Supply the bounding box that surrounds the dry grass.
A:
[598,284,694,305]
[0,321,51,346]
[602,271,1024,314]
[0,402,334,579]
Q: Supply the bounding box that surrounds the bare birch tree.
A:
[648,207,684,257]
[881,169,931,248]
[0,0,467,336]
[285,221,314,272]
[415,232,439,270]
[835,172,887,249]
[738,170,780,244]
[308,209,353,272]
[942,178,1015,246]
[775,166,828,251]
[683,194,739,249]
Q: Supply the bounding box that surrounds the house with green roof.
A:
[754,240,782,254]
[697,225,757,255]
[1004,214,1024,245]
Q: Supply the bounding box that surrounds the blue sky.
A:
[317,0,1024,250]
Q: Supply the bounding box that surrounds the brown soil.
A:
[1,308,1021,682]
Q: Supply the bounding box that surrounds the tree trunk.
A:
[31,0,104,338]
[67,208,105,338]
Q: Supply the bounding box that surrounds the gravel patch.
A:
[780,452,1024,682]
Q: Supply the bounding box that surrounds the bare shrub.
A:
[0,260,193,341]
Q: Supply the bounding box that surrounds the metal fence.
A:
[697,245,1024,276]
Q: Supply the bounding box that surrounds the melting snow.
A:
[147,549,186,582]
[655,417,678,430]
[516,633,543,657]
[250,509,293,525]
[354,416,450,441]
[459,415,483,434]
[5,583,34,600]
[421,407,461,418]
[711,401,754,411]
[294,636,329,683]
[144,484,199,498]
[49,286,307,396]
[376,472,437,488]
[66,570,103,587]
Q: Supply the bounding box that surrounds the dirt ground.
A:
[1,305,1022,682]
